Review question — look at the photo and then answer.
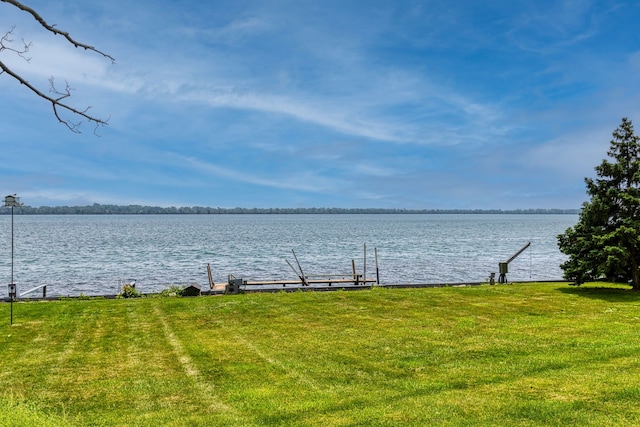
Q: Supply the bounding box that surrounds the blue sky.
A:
[1,0,639,209]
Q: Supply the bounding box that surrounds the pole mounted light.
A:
[5,194,22,325]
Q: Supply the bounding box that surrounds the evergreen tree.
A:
[558,118,640,289]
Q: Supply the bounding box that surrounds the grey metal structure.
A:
[498,242,531,284]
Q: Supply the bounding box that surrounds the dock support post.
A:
[363,243,367,286]
[375,247,379,285]
[352,260,358,285]
[207,263,215,290]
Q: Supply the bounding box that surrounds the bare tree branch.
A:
[1,0,115,133]
[0,26,31,59]
[1,0,115,63]
[0,58,110,133]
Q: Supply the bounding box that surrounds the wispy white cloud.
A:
[178,15,274,43]
[180,155,344,193]
[104,58,509,148]
[351,162,398,178]
[504,0,603,53]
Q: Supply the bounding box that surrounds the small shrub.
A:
[159,285,185,297]
[120,284,140,298]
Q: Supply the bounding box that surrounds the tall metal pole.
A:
[5,194,20,326]
[10,205,13,325]
[9,204,14,326]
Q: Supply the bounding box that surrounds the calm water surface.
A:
[0,214,577,297]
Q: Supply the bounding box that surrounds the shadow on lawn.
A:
[557,285,640,302]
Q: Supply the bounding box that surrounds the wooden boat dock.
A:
[208,247,380,294]
[223,274,377,292]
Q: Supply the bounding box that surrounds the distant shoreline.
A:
[0,204,580,215]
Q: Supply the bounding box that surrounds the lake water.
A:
[0,214,578,297]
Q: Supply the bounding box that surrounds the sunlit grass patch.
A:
[1,282,640,425]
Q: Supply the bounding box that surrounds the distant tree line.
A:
[0,203,579,215]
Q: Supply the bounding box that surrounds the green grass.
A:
[2,282,640,426]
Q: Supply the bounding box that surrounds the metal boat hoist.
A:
[497,242,531,284]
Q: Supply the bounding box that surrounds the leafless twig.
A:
[1,0,115,63]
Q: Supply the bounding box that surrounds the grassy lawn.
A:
[1,282,640,426]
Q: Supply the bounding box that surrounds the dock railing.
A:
[225,273,376,293]
[19,284,48,299]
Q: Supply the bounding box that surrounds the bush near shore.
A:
[1,282,639,426]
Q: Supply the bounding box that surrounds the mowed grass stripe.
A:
[154,304,203,378]
[152,304,232,412]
